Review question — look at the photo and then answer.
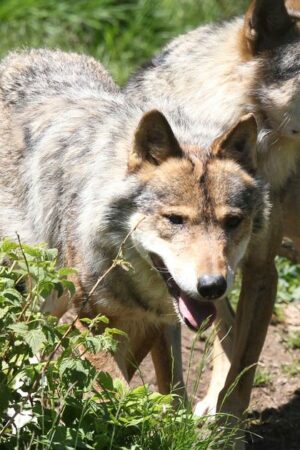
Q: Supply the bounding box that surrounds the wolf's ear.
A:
[214,114,258,174]
[129,110,182,172]
[243,0,294,54]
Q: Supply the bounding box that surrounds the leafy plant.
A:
[0,239,239,449]
[276,257,300,303]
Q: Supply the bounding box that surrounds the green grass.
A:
[282,360,300,377]
[253,368,272,388]
[0,0,248,84]
[286,331,300,350]
[272,304,286,324]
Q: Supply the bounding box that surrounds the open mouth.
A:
[150,253,217,331]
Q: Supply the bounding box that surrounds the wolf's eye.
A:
[163,214,184,225]
[224,215,243,230]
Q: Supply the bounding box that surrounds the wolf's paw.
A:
[194,396,217,417]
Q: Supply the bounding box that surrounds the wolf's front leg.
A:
[216,201,282,449]
[194,297,234,416]
[151,323,187,400]
[59,307,130,382]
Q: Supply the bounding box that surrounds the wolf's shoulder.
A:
[126,17,243,92]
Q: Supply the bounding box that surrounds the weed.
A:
[286,331,300,350]
[282,360,300,377]
[253,368,272,388]
[272,305,286,325]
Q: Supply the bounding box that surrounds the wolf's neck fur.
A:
[257,129,300,190]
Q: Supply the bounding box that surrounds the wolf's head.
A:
[242,0,300,140]
[128,110,269,331]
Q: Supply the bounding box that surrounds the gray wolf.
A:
[0,49,269,397]
[126,0,300,446]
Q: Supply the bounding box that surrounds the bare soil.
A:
[132,303,300,450]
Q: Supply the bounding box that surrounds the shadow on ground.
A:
[247,389,300,450]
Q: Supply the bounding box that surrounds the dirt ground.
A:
[132,303,300,450]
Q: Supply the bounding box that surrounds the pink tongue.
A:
[178,293,217,331]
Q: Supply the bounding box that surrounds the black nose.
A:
[197,275,227,300]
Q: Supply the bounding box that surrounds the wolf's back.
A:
[125,17,252,132]
[0,50,122,247]
[0,49,117,108]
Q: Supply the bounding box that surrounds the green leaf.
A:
[58,267,77,276]
[45,248,58,261]
[1,239,19,252]
[105,327,127,337]
[81,315,109,327]
[84,336,107,353]
[21,244,44,258]
[39,280,55,298]
[97,372,114,391]
[59,357,89,379]
[3,287,24,301]
[54,282,64,298]
[24,329,47,354]
[0,305,9,319]
[112,378,128,396]
[58,357,76,378]
[0,278,16,289]
[8,322,29,334]
[7,323,46,354]
[61,279,75,296]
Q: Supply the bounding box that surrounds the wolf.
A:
[0,49,269,398]
[126,0,300,443]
